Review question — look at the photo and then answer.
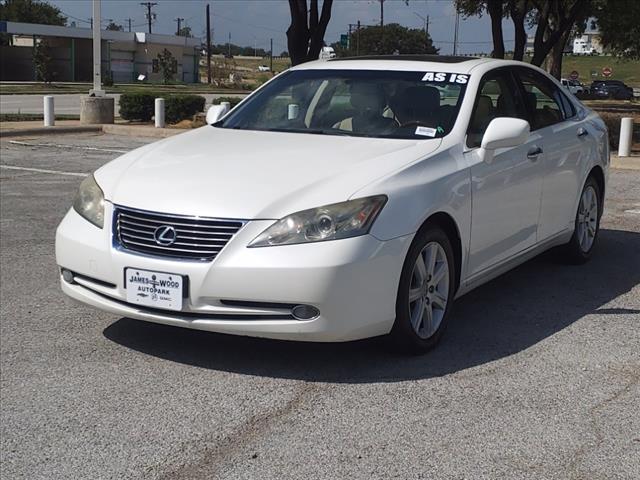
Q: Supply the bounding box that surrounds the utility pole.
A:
[126,18,132,32]
[206,3,211,83]
[174,17,183,36]
[228,32,231,57]
[357,20,361,56]
[89,17,93,29]
[453,10,460,55]
[379,0,385,52]
[270,38,273,72]
[140,2,157,34]
[414,12,430,47]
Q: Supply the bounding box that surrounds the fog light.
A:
[292,304,320,320]
[61,269,75,284]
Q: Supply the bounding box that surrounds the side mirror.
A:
[478,117,530,163]
[206,103,230,125]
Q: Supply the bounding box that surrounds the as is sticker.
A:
[422,72,469,84]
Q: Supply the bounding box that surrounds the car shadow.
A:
[103,228,640,383]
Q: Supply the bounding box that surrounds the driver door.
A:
[464,68,544,278]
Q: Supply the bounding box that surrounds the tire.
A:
[563,176,602,264]
[390,224,456,354]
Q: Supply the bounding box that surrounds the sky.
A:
[48,0,522,56]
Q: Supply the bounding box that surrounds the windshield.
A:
[216,69,468,139]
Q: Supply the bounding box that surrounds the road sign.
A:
[340,34,349,49]
[570,70,579,80]
[602,66,612,77]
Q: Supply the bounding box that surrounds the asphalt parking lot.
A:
[1,133,639,480]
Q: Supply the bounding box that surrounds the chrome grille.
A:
[114,206,245,261]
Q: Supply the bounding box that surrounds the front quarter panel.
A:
[355,144,471,276]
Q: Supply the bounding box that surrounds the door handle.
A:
[577,127,589,137]
[527,146,543,160]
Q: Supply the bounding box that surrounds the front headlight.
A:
[249,195,387,247]
[73,174,105,228]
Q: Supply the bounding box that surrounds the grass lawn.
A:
[558,55,640,86]
[0,82,249,95]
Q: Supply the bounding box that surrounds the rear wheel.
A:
[563,176,601,264]
[390,225,455,354]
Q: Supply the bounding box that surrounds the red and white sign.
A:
[569,70,579,80]
[602,66,612,77]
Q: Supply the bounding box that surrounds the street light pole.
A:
[90,0,104,96]
[414,12,429,47]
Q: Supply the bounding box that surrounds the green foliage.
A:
[165,95,206,123]
[33,40,54,83]
[105,21,123,31]
[212,96,243,108]
[118,93,156,121]
[157,48,178,84]
[119,93,206,123]
[209,43,269,57]
[594,0,640,59]
[177,26,192,38]
[0,0,66,25]
[332,23,438,56]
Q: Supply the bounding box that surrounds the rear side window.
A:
[516,68,567,130]
[466,69,527,148]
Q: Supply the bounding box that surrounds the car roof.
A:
[291,55,495,74]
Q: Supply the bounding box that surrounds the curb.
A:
[101,124,183,138]
[0,124,184,139]
[0,125,102,137]
[611,155,640,170]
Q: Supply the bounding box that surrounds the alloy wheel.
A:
[576,185,598,253]
[408,242,450,339]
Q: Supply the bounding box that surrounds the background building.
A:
[0,21,201,83]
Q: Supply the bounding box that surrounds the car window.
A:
[217,69,468,140]
[466,69,526,148]
[516,68,566,130]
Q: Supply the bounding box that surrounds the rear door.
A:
[514,67,594,241]
[464,67,544,277]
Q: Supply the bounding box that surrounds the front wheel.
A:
[563,176,602,264]
[390,225,456,354]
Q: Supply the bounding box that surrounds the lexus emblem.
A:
[153,225,177,246]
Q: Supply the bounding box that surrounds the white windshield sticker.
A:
[422,72,469,84]
[415,126,437,137]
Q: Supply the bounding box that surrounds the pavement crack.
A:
[153,382,325,480]
[567,368,640,480]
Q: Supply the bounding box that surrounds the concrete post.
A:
[155,98,165,128]
[43,96,55,127]
[80,96,114,124]
[618,117,633,157]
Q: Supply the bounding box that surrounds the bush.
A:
[165,95,206,123]
[212,96,244,108]
[119,93,156,121]
[599,112,640,149]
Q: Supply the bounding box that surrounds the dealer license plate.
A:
[125,268,183,311]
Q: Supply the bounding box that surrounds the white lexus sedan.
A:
[56,55,608,353]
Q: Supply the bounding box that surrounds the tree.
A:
[332,23,438,56]
[157,48,177,84]
[177,26,192,38]
[508,0,529,61]
[594,0,640,59]
[33,40,54,83]
[286,0,333,66]
[529,0,593,78]
[455,0,506,58]
[0,0,66,25]
[105,21,123,31]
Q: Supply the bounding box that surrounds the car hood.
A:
[96,126,441,219]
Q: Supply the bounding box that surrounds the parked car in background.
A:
[561,78,585,96]
[56,56,609,353]
[590,80,634,100]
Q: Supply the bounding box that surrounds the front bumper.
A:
[56,203,412,342]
